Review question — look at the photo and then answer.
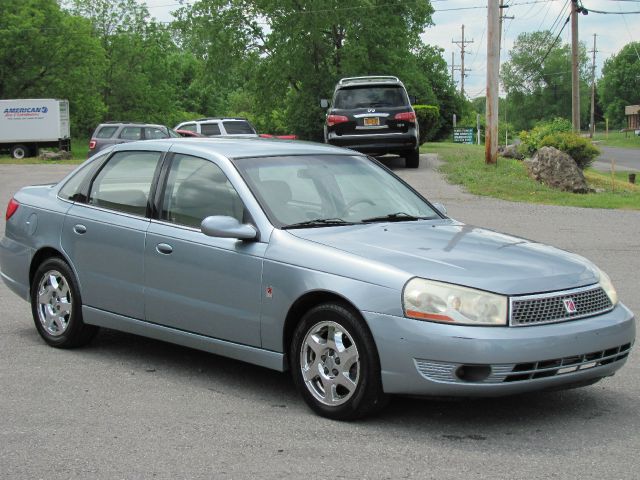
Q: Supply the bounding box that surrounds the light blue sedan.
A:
[0,138,635,419]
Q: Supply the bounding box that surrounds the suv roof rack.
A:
[195,117,248,122]
[338,76,400,85]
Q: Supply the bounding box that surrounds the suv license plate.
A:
[364,117,380,126]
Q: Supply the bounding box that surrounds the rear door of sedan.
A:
[60,148,164,319]
[143,152,265,347]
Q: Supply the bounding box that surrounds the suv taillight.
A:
[89,140,96,149]
[394,112,416,122]
[327,115,349,127]
[6,198,19,221]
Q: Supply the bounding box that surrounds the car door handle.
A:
[156,243,173,255]
[73,224,87,234]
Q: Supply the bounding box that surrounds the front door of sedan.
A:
[143,153,265,347]
[61,150,164,319]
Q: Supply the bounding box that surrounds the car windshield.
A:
[233,155,439,228]
[333,86,406,109]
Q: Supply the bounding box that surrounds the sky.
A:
[140,0,639,99]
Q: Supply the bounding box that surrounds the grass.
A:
[0,137,88,164]
[591,131,640,149]
[423,142,640,210]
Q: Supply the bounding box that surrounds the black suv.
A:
[88,122,180,157]
[321,76,420,168]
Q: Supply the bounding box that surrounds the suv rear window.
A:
[201,123,221,136]
[223,121,255,135]
[333,86,406,109]
[96,126,118,138]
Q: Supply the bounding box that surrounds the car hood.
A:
[288,220,599,296]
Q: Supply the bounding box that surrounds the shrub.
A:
[539,132,600,169]
[518,117,572,156]
[413,105,439,145]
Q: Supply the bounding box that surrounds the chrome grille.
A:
[510,285,613,326]
[414,343,632,384]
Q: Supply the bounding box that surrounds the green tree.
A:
[598,42,640,128]
[501,31,590,131]
[0,0,106,136]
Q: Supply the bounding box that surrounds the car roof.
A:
[124,137,361,159]
[336,76,405,89]
[99,122,167,128]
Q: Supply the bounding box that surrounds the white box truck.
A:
[0,99,71,159]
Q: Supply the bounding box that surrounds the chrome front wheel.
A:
[291,303,388,420]
[300,321,360,407]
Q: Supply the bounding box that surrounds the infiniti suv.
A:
[321,76,420,168]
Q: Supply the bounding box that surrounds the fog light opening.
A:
[455,365,492,382]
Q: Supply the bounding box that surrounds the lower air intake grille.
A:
[414,343,632,384]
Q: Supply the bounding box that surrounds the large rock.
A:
[39,150,72,161]
[498,144,524,160]
[524,146,589,193]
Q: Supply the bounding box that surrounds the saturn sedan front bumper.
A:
[364,303,635,396]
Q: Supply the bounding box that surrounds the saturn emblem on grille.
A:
[563,298,577,314]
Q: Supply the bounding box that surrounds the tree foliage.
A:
[598,42,640,128]
[501,31,590,132]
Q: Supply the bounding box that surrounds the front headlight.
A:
[598,268,618,306]
[403,278,508,326]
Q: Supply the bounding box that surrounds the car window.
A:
[333,86,407,109]
[118,127,143,140]
[95,126,118,138]
[222,121,255,135]
[235,155,436,227]
[161,154,244,228]
[144,127,169,139]
[88,151,162,216]
[180,123,197,132]
[200,123,221,136]
[59,154,106,201]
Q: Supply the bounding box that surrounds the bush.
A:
[518,117,572,156]
[413,105,439,145]
[539,132,600,169]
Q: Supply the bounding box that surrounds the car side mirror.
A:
[432,202,447,216]
[320,99,329,109]
[201,216,257,241]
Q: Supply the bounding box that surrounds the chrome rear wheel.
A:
[36,270,72,336]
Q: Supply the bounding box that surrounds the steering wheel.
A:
[340,198,376,217]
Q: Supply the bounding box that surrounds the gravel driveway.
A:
[0,157,638,480]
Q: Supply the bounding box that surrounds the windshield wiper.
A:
[361,212,432,223]
[282,218,355,229]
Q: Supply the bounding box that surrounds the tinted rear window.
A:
[95,126,118,138]
[333,86,407,109]
[201,123,221,136]
[223,121,256,135]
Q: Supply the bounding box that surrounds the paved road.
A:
[1,159,638,480]
[592,146,639,172]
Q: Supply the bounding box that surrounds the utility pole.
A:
[485,1,500,164]
[571,0,580,132]
[453,25,473,97]
[589,33,598,138]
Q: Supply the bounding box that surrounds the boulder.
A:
[524,146,589,193]
[39,150,72,161]
[498,144,524,160]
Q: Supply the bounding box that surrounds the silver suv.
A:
[175,118,258,137]
[88,122,179,157]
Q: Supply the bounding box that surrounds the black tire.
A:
[11,144,29,160]
[404,147,420,168]
[30,257,98,348]
[290,302,388,420]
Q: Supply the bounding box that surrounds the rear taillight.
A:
[89,140,96,149]
[394,112,416,122]
[327,115,349,127]
[5,198,19,221]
